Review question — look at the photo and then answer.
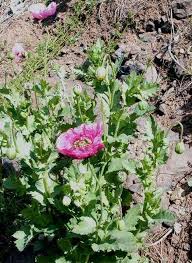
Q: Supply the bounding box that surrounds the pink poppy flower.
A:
[29,2,57,20]
[56,122,104,159]
[12,43,25,62]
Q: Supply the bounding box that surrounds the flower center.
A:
[74,138,91,148]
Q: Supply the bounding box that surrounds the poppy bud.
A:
[62,196,71,206]
[175,141,185,154]
[6,147,17,160]
[96,66,106,80]
[117,171,127,183]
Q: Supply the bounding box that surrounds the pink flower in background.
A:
[29,2,57,20]
[56,122,104,159]
[12,43,25,62]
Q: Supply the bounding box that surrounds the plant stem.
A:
[88,162,107,224]
[167,121,184,141]
[85,254,90,263]
[114,112,123,137]
[77,97,84,122]
[98,162,108,224]
[177,121,184,141]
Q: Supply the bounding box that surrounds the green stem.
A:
[77,96,84,122]
[43,172,49,198]
[98,162,108,224]
[177,121,184,141]
[114,112,123,137]
[167,121,184,141]
[85,254,90,263]
[88,162,108,224]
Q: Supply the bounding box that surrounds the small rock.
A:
[4,7,13,16]
[144,65,158,83]
[172,0,192,19]
[171,234,180,244]
[183,243,190,251]
[161,194,170,209]
[113,47,125,60]
[179,48,185,54]
[113,43,141,60]
[174,222,182,234]
[174,59,186,77]
[125,174,140,188]
[129,45,141,56]
[155,52,172,66]
[10,0,24,14]
[175,199,181,205]
[170,187,184,201]
[161,15,167,23]
[174,34,180,43]
[128,183,142,193]
[146,20,155,32]
[139,32,156,43]
[162,87,175,100]
[120,60,145,75]
[161,21,172,33]
[158,103,167,115]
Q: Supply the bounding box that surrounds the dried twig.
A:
[168,8,187,73]
[147,228,173,247]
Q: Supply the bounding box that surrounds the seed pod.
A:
[74,84,83,94]
[6,147,17,160]
[175,141,185,154]
[96,66,106,80]
[117,171,127,183]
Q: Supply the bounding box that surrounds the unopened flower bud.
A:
[6,147,17,160]
[96,66,106,80]
[74,84,83,94]
[117,171,127,183]
[62,196,71,206]
[175,141,185,154]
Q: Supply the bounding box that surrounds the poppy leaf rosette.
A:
[29,2,57,20]
[56,122,105,159]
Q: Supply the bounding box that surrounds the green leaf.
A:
[36,256,55,263]
[29,191,45,206]
[92,230,138,253]
[26,115,36,133]
[3,176,26,194]
[57,238,72,253]
[16,132,32,158]
[110,230,138,252]
[124,205,141,231]
[122,159,136,174]
[107,157,123,173]
[72,216,96,235]
[125,72,158,101]
[13,228,33,252]
[153,210,176,224]
[108,156,136,174]
[55,257,71,263]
